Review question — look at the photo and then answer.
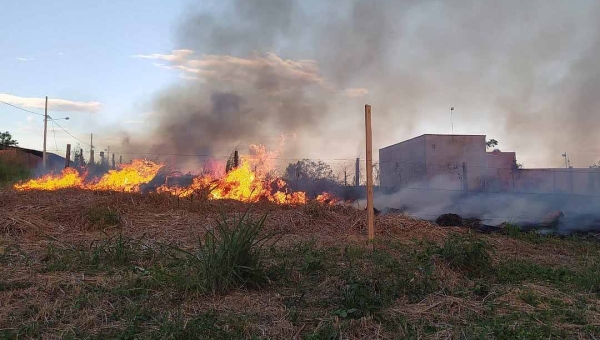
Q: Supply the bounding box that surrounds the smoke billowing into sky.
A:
[130,0,600,168]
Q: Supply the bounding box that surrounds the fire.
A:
[88,159,163,192]
[14,145,337,206]
[13,160,163,193]
[158,155,308,205]
[13,167,83,191]
[316,192,340,205]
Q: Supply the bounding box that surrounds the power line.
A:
[51,119,90,147]
[0,100,45,116]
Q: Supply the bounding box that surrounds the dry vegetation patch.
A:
[1,189,600,339]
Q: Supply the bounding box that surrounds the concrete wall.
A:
[379,135,426,190]
[485,151,516,191]
[423,135,487,191]
[512,168,600,195]
[379,134,600,196]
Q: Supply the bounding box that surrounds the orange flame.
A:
[158,157,307,205]
[13,167,83,191]
[14,145,336,206]
[316,192,340,205]
[13,160,163,193]
[88,159,163,192]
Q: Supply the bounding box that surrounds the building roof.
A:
[380,134,487,150]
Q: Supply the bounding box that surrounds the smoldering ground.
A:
[372,182,600,233]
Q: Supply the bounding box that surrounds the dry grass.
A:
[1,188,600,339]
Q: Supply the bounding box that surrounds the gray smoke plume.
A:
[127,0,600,168]
[371,175,600,234]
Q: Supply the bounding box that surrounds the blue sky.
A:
[0,0,191,154]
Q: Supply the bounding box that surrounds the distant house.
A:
[0,146,67,172]
[379,134,600,196]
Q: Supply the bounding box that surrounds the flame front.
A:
[13,168,84,191]
[88,159,163,192]
[158,155,308,205]
[13,160,163,193]
[14,145,336,206]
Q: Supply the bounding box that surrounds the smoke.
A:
[372,175,600,233]
[126,0,600,168]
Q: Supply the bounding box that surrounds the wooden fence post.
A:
[365,104,374,241]
[65,144,71,168]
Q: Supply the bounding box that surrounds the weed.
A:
[438,233,492,276]
[43,232,139,272]
[304,320,339,340]
[335,274,383,319]
[88,206,121,228]
[495,259,571,286]
[164,210,275,294]
[503,223,522,238]
[519,290,540,307]
[0,280,33,291]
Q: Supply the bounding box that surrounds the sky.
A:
[2,0,600,170]
[0,0,187,154]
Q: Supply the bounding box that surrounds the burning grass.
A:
[2,189,600,339]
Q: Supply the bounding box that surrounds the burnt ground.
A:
[1,189,600,339]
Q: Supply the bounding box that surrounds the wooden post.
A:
[365,104,374,241]
[65,144,71,168]
[119,155,123,165]
[89,133,94,164]
[355,158,360,187]
[234,150,239,168]
[112,153,116,169]
[43,96,48,169]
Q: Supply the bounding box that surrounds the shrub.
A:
[438,233,492,276]
[168,210,274,294]
[0,154,29,184]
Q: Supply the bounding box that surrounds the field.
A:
[1,189,600,339]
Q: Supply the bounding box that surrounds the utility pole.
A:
[43,96,48,169]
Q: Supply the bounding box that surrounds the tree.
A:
[0,131,18,148]
[485,139,498,149]
[590,161,600,169]
[283,159,339,197]
[284,159,336,182]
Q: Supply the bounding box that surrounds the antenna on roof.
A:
[450,107,454,133]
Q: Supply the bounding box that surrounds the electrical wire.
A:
[0,99,45,116]
[51,119,91,147]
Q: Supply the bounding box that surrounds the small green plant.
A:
[166,210,275,294]
[88,206,121,227]
[503,223,522,238]
[335,275,383,319]
[304,320,339,340]
[519,290,540,307]
[438,233,492,276]
[43,232,139,271]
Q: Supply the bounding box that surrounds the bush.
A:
[168,210,274,294]
[0,155,29,184]
[438,233,492,276]
[335,276,383,318]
